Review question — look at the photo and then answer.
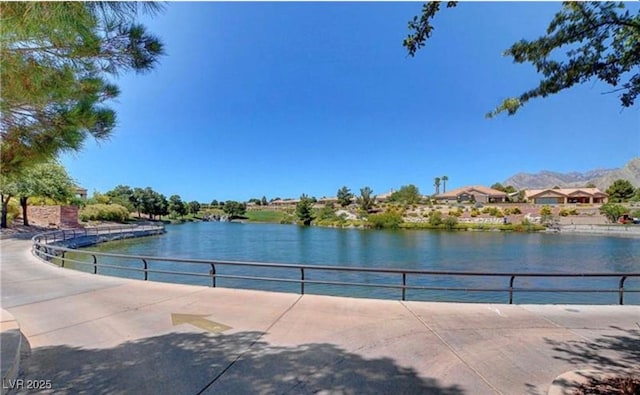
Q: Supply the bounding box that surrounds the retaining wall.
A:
[26,205,79,228]
[560,224,640,237]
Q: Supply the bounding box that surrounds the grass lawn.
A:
[245,210,286,223]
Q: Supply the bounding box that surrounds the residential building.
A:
[524,188,608,205]
[434,186,507,204]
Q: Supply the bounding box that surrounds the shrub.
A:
[443,215,458,230]
[80,204,130,222]
[481,207,503,217]
[540,205,552,216]
[6,199,20,224]
[367,211,403,229]
[511,207,522,215]
[428,211,443,226]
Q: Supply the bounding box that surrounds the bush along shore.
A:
[68,199,636,234]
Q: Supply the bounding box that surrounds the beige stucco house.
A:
[435,186,508,204]
[524,188,608,204]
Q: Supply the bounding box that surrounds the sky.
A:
[60,2,640,203]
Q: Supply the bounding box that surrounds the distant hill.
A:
[504,157,640,190]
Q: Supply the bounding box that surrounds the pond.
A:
[65,222,640,304]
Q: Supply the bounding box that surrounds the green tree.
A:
[261,196,268,206]
[336,186,354,207]
[168,195,187,218]
[404,2,640,117]
[295,194,315,226]
[132,188,146,218]
[585,182,597,188]
[491,183,506,192]
[441,175,448,193]
[154,194,169,219]
[388,184,421,204]
[0,2,164,177]
[105,185,135,211]
[434,177,441,195]
[138,187,167,220]
[188,201,201,215]
[222,201,247,218]
[357,187,376,212]
[599,203,627,223]
[0,160,75,227]
[606,179,636,202]
[632,188,640,202]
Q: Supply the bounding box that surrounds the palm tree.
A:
[442,175,448,193]
[434,177,441,195]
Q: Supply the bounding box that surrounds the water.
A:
[64,222,640,304]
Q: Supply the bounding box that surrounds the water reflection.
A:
[69,222,639,304]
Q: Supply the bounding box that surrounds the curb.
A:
[0,309,22,395]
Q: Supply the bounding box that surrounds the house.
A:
[524,188,608,205]
[435,186,507,204]
[270,199,300,206]
[318,196,338,204]
[375,189,395,203]
[75,186,88,200]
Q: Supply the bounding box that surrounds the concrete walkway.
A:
[1,237,639,394]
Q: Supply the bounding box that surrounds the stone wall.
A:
[26,206,79,228]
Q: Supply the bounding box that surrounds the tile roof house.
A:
[435,186,507,204]
[524,188,608,204]
[375,189,395,203]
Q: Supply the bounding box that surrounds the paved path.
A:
[1,238,639,394]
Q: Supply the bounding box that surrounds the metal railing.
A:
[31,224,165,245]
[31,228,640,305]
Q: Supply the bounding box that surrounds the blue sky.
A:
[61,2,640,203]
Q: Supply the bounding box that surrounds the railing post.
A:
[61,251,66,268]
[619,276,627,305]
[402,273,407,301]
[210,264,216,287]
[92,255,97,274]
[509,275,516,304]
[142,259,148,281]
[300,268,305,295]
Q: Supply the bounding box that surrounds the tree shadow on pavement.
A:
[530,326,640,395]
[545,326,640,373]
[18,331,466,395]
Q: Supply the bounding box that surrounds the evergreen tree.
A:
[404,2,640,117]
[1,2,164,177]
[606,179,636,202]
[295,194,315,226]
[357,187,376,212]
[336,186,354,207]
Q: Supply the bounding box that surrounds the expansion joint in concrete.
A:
[195,294,304,394]
[400,301,502,395]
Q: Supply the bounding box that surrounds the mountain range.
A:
[503,157,640,191]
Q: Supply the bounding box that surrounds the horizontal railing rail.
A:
[31,228,640,305]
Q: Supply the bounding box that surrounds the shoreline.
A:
[558,224,640,238]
